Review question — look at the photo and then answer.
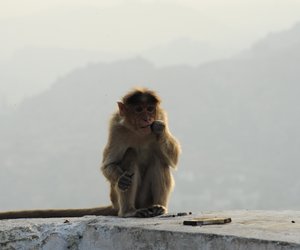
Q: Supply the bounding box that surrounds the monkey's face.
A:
[129,104,156,136]
[118,101,157,136]
[118,91,159,137]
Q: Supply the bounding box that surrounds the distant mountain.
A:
[141,38,235,66]
[239,21,300,58]
[1,24,300,212]
[0,38,236,106]
[0,46,120,105]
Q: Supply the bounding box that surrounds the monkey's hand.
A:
[118,172,134,191]
[151,120,165,136]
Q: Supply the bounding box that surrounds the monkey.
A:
[101,87,180,217]
[0,87,180,219]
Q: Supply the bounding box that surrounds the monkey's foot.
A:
[135,205,166,218]
[119,209,137,218]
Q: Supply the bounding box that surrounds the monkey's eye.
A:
[134,106,144,113]
[146,105,155,113]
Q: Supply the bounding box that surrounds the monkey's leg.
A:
[151,164,174,206]
[135,161,174,218]
[117,148,140,217]
[117,174,139,217]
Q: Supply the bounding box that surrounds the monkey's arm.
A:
[101,124,131,184]
[158,129,181,168]
[102,144,136,192]
[152,120,181,168]
[101,146,125,184]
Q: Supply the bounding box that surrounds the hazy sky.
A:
[1,0,300,106]
[1,0,300,212]
[1,0,300,56]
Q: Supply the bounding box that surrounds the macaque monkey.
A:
[0,88,180,219]
[101,88,180,217]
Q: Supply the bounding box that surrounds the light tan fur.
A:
[102,94,180,217]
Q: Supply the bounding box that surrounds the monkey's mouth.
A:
[140,125,151,129]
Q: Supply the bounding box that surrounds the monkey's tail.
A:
[0,205,118,220]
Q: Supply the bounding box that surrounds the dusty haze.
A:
[0,0,300,212]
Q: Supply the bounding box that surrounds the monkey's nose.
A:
[142,117,152,125]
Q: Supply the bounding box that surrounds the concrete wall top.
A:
[1,210,300,250]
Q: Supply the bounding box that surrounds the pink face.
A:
[133,104,156,135]
[132,104,156,135]
[118,101,157,136]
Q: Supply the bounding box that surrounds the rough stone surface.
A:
[1,210,300,250]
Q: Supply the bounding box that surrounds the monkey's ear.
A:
[117,102,126,116]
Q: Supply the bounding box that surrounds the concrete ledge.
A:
[1,210,300,250]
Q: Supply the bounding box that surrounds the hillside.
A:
[1,25,300,211]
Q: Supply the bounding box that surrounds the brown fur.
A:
[0,88,180,219]
[101,87,180,217]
